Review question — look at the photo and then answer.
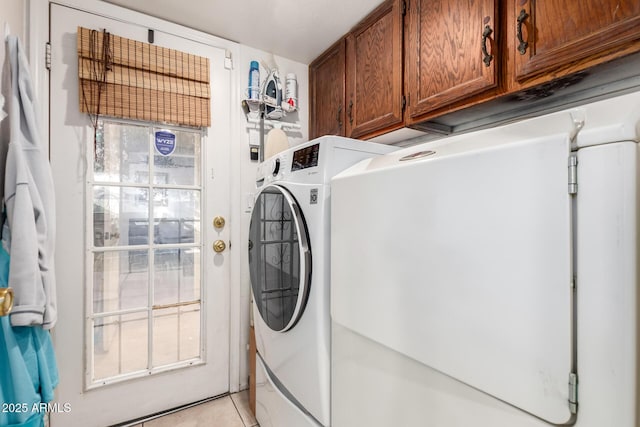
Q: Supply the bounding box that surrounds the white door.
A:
[49,4,231,426]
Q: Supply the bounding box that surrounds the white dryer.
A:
[248,136,397,427]
[330,91,640,427]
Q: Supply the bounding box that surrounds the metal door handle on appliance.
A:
[213,216,225,229]
[481,24,493,67]
[0,287,14,317]
[213,240,227,253]
[348,100,353,125]
[517,9,529,55]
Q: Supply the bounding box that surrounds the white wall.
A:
[0,0,26,68]
[235,45,309,389]
[0,0,26,136]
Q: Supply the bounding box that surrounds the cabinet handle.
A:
[481,24,493,67]
[516,9,529,55]
[337,104,343,128]
[348,100,353,126]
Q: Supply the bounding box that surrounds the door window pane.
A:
[179,305,201,360]
[153,307,179,366]
[154,248,201,306]
[93,250,149,313]
[93,312,148,381]
[90,120,203,386]
[153,129,201,186]
[152,305,201,367]
[93,186,149,247]
[95,122,149,183]
[153,190,201,245]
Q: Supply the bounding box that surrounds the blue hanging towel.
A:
[0,243,57,427]
[0,319,45,427]
[0,245,41,427]
[11,327,58,406]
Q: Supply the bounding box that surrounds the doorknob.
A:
[213,240,226,253]
[0,287,14,317]
[213,216,225,229]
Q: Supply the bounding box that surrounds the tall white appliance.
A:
[249,136,397,427]
[330,91,640,427]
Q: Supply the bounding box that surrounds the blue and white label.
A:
[155,130,176,156]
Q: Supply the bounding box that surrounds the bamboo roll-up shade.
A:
[78,26,210,127]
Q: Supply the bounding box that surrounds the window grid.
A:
[87,118,204,387]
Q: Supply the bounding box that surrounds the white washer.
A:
[249,136,397,427]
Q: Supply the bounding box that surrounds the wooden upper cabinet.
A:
[310,0,640,139]
[345,0,404,139]
[309,38,346,139]
[510,0,640,83]
[405,0,498,123]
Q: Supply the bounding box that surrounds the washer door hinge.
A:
[568,154,578,195]
[45,42,51,71]
[568,372,578,414]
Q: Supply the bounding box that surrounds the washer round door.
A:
[249,184,312,332]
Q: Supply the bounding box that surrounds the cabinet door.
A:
[345,0,404,139]
[405,0,498,121]
[309,39,346,139]
[512,0,640,82]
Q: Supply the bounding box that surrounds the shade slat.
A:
[80,80,210,128]
[79,58,210,98]
[77,26,210,128]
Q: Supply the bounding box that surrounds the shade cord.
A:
[80,29,113,159]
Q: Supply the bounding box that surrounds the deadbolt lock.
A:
[213,240,226,253]
[213,216,226,229]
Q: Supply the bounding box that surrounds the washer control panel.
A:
[291,143,320,171]
[255,142,322,186]
[256,152,290,185]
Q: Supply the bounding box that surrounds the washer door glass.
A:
[249,185,311,332]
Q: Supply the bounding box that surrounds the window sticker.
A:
[154,130,176,156]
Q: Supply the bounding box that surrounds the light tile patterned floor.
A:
[129,391,258,427]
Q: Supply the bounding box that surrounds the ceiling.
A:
[102,0,383,64]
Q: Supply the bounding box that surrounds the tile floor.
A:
[127,390,258,427]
